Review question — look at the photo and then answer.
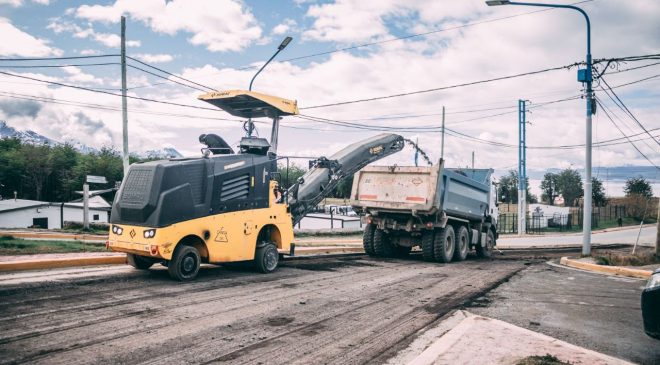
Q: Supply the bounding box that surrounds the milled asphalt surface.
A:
[0,254,527,365]
[468,262,660,365]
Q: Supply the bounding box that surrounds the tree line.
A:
[498,167,654,207]
[0,138,137,202]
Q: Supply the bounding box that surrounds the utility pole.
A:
[440,106,445,161]
[120,16,129,176]
[518,99,527,236]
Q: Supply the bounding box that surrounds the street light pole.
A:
[486,0,594,255]
[245,36,293,138]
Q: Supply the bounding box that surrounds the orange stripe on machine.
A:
[405,196,426,202]
[359,194,378,200]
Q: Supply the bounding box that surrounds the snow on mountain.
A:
[0,120,183,158]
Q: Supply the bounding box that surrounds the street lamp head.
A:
[486,0,510,5]
[278,36,293,50]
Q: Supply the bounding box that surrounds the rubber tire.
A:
[421,230,435,262]
[476,229,495,259]
[254,243,279,273]
[127,253,154,270]
[362,224,376,256]
[433,226,455,263]
[453,225,469,262]
[373,229,394,257]
[168,245,201,281]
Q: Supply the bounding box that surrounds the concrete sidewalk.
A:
[389,311,632,365]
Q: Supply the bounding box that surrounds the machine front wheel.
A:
[254,243,279,273]
[168,245,201,281]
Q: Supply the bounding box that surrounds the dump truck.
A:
[350,161,498,262]
[106,89,404,280]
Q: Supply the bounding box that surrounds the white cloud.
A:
[0,17,62,57]
[0,0,50,6]
[80,49,100,55]
[272,18,297,36]
[133,53,174,63]
[75,0,262,52]
[48,19,141,48]
[62,66,103,85]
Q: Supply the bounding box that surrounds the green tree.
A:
[277,163,307,190]
[0,137,25,200]
[624,176,653,199]
[556,168,583,207]
[21,143,53,200]
[592,177,607,207]
[497,170,534,203]
[540,172,559,205]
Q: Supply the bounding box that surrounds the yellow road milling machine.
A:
[107,90,404,280]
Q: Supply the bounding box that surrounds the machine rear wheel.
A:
[421,230,435,262]
[476,229,495,259]
[254,243,279,273]
[453,225,469,262]
[373,229,394,257]
[127,253,154,270]
[362,224,376,256]
[168,245,201,281]
[433,226,455,263]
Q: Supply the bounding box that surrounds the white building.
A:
[0,196,111,229]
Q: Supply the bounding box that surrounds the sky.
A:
[0,0,658,197]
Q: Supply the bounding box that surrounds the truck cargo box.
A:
[350,163,494,222]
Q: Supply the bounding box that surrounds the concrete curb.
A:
[0,255,127,272]
[559,257,652,279]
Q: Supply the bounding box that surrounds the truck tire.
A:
[453,225,469,262]
[476,229,495,259]
[362,224,377,256]
[433,226,455,263]
[421,230,435,262]
[373,229,394,257]
[254,243,279,273]
[127,253,154,270]
[168,245,201,281]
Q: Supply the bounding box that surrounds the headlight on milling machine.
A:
[112,225,123,235]
[143,229,156,238]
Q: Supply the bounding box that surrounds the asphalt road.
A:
[0,254,527,365]
[468,262,660,365]
[498,225,657,248]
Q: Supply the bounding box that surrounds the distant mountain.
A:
[0,120,59,145]
[143,147,184,159]
[0,120,183,158]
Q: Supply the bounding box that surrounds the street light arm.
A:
[249,49,283,92]
[501,2,590,57]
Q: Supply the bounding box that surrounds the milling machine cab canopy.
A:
[198,90,299,154]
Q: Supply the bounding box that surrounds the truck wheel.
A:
[254,243,279,273]
[453,226,469,262]
[168,245,201,281]
[127,253,154,270]
[421,230,435,262]
[476,229,495,259]
[362,224,377,256]
[433,226,455,263]
[373,229,394,257]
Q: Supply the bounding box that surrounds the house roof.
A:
[0,197,111,214]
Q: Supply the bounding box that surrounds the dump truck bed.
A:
[350,164,493,221]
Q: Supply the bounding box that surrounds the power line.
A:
[594,96,659,169]
[0,54,120,61]
[600,76,660,147]
[0,62,120,69]
[300,63,580,110]
[126,56,216,92]
[126,64,208,93]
